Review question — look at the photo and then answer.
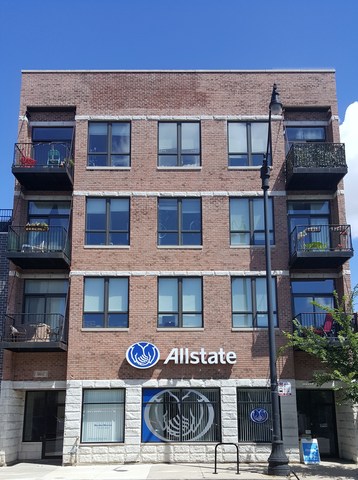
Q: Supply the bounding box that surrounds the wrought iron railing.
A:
[290,224,352,256]
[13,142,74,172]
[2,313,66,343]
[0,209,12,232]
[286,143,346,178]
[7,225,71,260]
[294,312,357,335]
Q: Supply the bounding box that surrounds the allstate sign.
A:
[126,342,160,369]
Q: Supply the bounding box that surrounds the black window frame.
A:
[230,197,274,246]
[157,197,202,246]
[87,121,131,167]
[83,276,129,328]
[228,121,269,167]
[157,276,203,328]
[81,388,125,444]
[158,121,201,167]
[231,276,278,328]
[85,197,130,246]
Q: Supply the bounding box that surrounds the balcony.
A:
[294,312,358,337]
[289,224,353,269]
[0,313,67,352]
[0,209,12,232]
[12,142,74,191]
[7,225,71,269]
[286,143,347,190]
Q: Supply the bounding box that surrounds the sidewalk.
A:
[0,460,357,480]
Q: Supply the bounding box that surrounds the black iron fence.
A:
[14,142,74,170]
[2,313,66,343]
[0,209,12,232]
[290,224,352,256]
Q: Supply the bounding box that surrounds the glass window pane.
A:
[231,232,250,245]
[32,127,73,142]
[84,389,125,403]
[108,278,128,312]
[158,314,178,327]
[84,278,104,312]
[228,123,247,152]
[230,199,249,231]
[86,232,107,245]
[158,155,177,167]
[182,314,202,327]
[233,313,253,328]
[182,199,201,231]
[256,278,277,311]
[158,232,179,245]
[181,232,201,245]
[87,199,106,230]
[232,278,251,312]
[88,154,107,166]
[111,155,130,167]
[158,199,178,231]
[291,280,334,294]
[159,278,178,312]
[159,123,177,153]
[110,199,129,231]
[111,123,130,154]
[251,123,268,153]
[181,123,200,153]
[82,403,124,442]
[182,278,201,312]
[229,154,249,166]
[287,201,329,215]
[24,279,68,294]
[286,127,325,141]
[108,313,128,328]
[181,155,200,166]
[83,313,104,328]
[89,123,108,153]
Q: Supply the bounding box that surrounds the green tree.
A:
[280,288,358,404]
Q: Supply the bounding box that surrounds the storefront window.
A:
[142,388,220,442]
[237,389,273,442]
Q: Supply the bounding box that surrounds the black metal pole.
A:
[261,86,290,476]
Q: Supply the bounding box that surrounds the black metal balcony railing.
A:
[1,313,67,351]
[0,209,12,232]
[294,312,358,336]
[7,225,71,268]
[289,224,353,268]
[12,142,74,190]
[286,143,347,190]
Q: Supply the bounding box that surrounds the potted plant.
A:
[303,241,327,251]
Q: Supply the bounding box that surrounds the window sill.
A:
[157,245,202,249]
[86,166,131,170]
[230,245,275,249]
[228,166,261,170]
[157,327,204,331]
[81,328,129,332]
[157,166,202,171]
[84,245,130,249]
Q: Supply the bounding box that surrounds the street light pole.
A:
[260,84,290,476]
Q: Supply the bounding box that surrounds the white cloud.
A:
[340,102,358,239]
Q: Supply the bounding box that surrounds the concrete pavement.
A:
[0,460,357,480]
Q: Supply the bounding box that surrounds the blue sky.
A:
[1,0,358,288]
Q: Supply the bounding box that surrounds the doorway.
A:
[296,390,338,458]
[23,390,65,459]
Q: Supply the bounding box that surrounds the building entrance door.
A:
[296,390,338,458]
[24,390,65,459]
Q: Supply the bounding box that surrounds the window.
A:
[142,388,220,442]
[237,389,274,442]
[158,122,200,166]
[158,277,202,328]
[88,122,130,167]
[291,279,334,328]
[24,279,68,337]
[86,198,130,246]
[228,122,268,166]
[230,198,274,245]
[81,389,125,443]
[286,126,326,143]
[83,277,129,328]
[232,277,277,328]
[158,198,201,246]
[288,201,330,251]
[32,127,74,166]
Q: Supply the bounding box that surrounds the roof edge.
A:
[21,68,336,74]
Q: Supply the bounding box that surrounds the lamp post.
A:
[260,84,290,476]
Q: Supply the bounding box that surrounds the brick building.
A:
[0,70,357,466]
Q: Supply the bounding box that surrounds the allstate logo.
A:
[250,408,269,424]
[126,342,160,369]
